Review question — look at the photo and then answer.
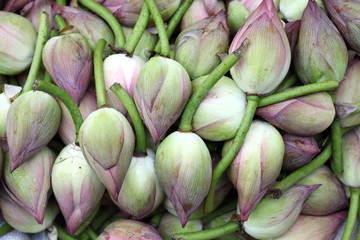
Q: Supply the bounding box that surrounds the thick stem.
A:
[124,3,150,54]
[342,188,360,240]
[54,14,67,31]
[50,29,59,38]
[56,0,66,5]
[86,228,98,240]
[94,39,107,108]
[22,13,49,93]
[179,39,250,132]
[55,224,78,240]
[33,81,83,144]
[331,119,343,175]
[91,206,117,231]
[258,80,339,107]
[144,0,170,56]
[149,211,164,228]
[204,95,259,213]
[74,202,102,236]
[274,73,297,93]
[172,222,240,240]
[79,0,126,48]
[154,0,194,53]
[0,223,12,236]
[43,71,53,83]
[202,200,237,224]
[110,83,146,153]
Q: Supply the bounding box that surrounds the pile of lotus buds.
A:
[0,0,360,239]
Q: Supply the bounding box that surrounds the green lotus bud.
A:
[175,11,229,79]
[0,92,11,138]
[227,1,250,36]
[0,11,37,75]
[52,144,105,234]
[155,131,212,226]
[280,0,326,22]
[157,213,203,240]
[6,91,61,171]
[191,75,246,141]
[205,210,244,240]
[244,184,320,239]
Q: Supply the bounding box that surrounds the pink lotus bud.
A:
[229,0,291,95]
[335,55,360,128]
[256,91,335,136]
[294,0,348,84]
[323,0,360,52]
[274,212,347,240]
[244,184,320,239]
[180,0,225,30]
[6,91,61,171]
[282,134,320,170]
[58,88,97,145]
[52,144,105,234]
[285,20,301,54]
[42,32,92,105]
[97,220,162,240]
[134,56,191,143]
[227,120,284,221]
[3,147,54,224]
[155,131,212,226]
[2,0,33,12]
[21,0,55,32]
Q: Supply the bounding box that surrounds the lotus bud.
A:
[0,145,3,177]
[175,11,229,79]
[180,0,225,30]
[274,212,347,240]
[191,75,246,141]
[229,0,291,95]
[52,4,115,56]
[52,144,105,234]
[158,213,203,240]
[21,0,55,32]
[335,55,360,128]
[97,220,162,240]
[244,184,320,239]
[323,0,360,52]
[227,1,250,36]
[285,20,301,54]
[155,131,212,226]
[95,0,180,28]
[294,0,348,85]
[0,189,59,234]
[282,134,320,170]
[42,32,92,105]
[226,120,284,221]
[2,0,33,12]
[6,91,61,171]
[123,27,158,61]
[79,108,135,200]
[0,93,11,138]
[103,54,145,113]
[0,11,37,75]
[134,56,191,143]
[256,91,335,136]
[115,149,164,219]
[279,0,326,22]
[58,88,97,145]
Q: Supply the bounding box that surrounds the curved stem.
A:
[274,73,297,93]
[258,80,339,107]
[124,3,150,54]
[33,81,83,144]
[0,223,12,236]
[172,222,240,240]
[94,39,107,108]
[91,206,117,231]
[22,13,49,93]
[342,188,360,240]
[74,202,102,236]
[79,0,126,48]
[202,200,237,225]
[331,120,343,175]
[55,224,78,240]
[204,95,259,213]
[110,83,146,154]
[144,0,170,56]
[179,39,250,132]
[154,0,194,53]
[54,14,67,31]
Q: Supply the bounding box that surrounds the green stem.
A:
[342,125,360,135]
[55,224,78,240]
[274,73,297,93]
[172,222,240,240]
[94,39,107,108]
[74,202,102,236]
[0,223,12,236]
[110,83,146,153]
[153,0,194,53]
[144,0,170,56]
[34,81,83,144]
[56,0,66,5]
[272,143,332,194]
[43,71,53,83]
[357,198,360,240]
[202,200,237,225]
[86,228,98,240]
[79,232,89,240]
[342,188,360,240]
[79,0,126,48]
[123,3,150,54]
[149,211,164,228]
[331,119,343,175]
[204,95,259,213]
[258,80,339,107]
[91,206,117,231]
[179,39,250,132]
[54,14,67,31]
[50,29,59,38]
[22,13,49,93]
